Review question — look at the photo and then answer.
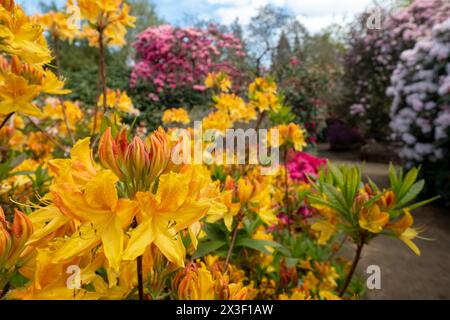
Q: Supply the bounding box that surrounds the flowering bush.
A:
[131,25,245,93]
[342,0,450,140]
[388,18,450,203]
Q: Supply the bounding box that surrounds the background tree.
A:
[247,5,291,76]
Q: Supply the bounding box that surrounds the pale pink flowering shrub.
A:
[389,18,450,204]
[130,24,245,93]
[343,0,450,139]
[389,18,450,163]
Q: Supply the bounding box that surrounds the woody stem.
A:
[93,26,107,136]
[53,34,75,145]
[338,241,364,297]
[223,210,243,273]
[137,255,144,300]
[0,112,14,131]
[27,117,66,153]
[131,216,145,300]
[0,282,10,300]
[283,147,290,216]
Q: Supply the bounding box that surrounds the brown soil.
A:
[317,144,450,299]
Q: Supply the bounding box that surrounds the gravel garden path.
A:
[318,144,450,299]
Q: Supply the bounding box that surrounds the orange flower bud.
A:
[3,210,33,269]
[0,224,12,267]
[238,178,254,203]
[99,127,125,179]
[224,175,235,191]
[99,127,173,194]
[125,136,150,179]
[11,56,22,75]
[146,127,170,182]
[378,191,396,211]
[172,264,198,300]
[116,127,129,158]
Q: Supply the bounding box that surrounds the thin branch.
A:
[53,35,75,145]
[27,117,67,153]
[223,211,244,273]
[0,112,14,131]
[338,241,364,297]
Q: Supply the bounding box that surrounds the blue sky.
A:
[19,0,376,33]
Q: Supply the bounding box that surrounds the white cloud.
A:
[207,0,374,32]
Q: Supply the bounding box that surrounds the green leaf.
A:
[192,240,226,259]
[235,238,282,254]
[389,163,399,192]
[307,195,347,216]
[344,167,360,208]
[407,196,440,211]
[323,184,348,213]
[328,163,343,188]
[397,167,419,201]
[363,193,383,208]
[367,177,380,193]
[203,223,227,242]
[396,180,424,208]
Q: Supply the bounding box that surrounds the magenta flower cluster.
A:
[287,152,327,183]
[130,24,245,93]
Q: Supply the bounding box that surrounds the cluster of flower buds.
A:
[172,262,250,300]
[0,207,33,272]
[98,127,172,194]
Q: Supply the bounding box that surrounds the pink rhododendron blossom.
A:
[287,152,327,182]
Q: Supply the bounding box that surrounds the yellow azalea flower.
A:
[0,5,52,65]
[98,89,138,114]
[26,205,71,248]
[248,77,281,113]
[123,171,210,267]
[253,226,275,271]
[0,73,41,116]
[387,209,421,256]
[50,170,138,272]
[48,137,98,188]
[302,271,320,289]
[77,0,136,48]
[311,220,337,245]
[206,191,240,231]
[279,290,310,300]
[214,93,256,123]
[91,261,137,299]
[162,108,190,125]
[35,9,78,42]
[359,204,389,234]
[205,72,232,92]
[28,131,53,156]
[250,193,278,225]
[8,246,104,300]
[202,111,233,133]
[270,123,307,151]
[40,69,71,95]
[319,290,341,300]
[43,99,83,130]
